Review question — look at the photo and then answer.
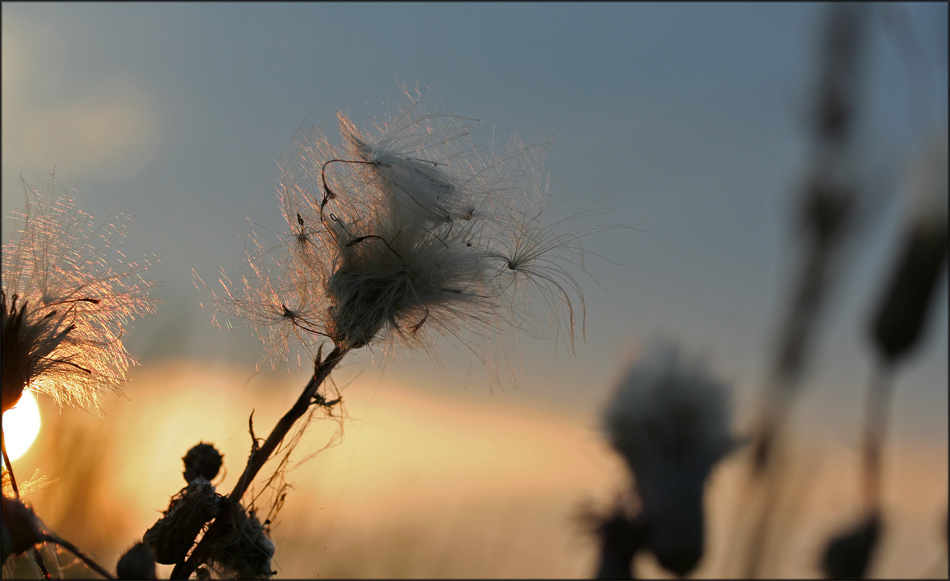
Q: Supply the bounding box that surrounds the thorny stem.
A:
[171,345,348,580]
[43,532,116,580]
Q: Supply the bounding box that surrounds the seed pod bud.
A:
[869,130,948,363]
[116,542,156,579]
[821,512,880,579]
[182,442,223,483]
[143,478,222,564]
[870,226,947,362]
[813,4,867,145]
[1,495,44,564]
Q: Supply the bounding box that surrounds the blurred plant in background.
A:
[597,341,736,578]
[590,4,947,579]
[825,119,948,581]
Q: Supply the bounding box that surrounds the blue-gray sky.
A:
[2,3,947,443]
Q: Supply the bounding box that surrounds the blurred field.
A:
[8,358,948,578]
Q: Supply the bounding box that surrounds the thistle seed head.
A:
[182,442,224,484]
[1,175,158,412]
[336,109,478,227]
[201,88,616,368]
[1,291,74,413]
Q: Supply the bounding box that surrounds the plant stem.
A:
[29,547,51,580]
[228,345,346,502]
[170,345,347,580]
[1,427,20,497]
[44,533,116,580]
[862,362,894,514]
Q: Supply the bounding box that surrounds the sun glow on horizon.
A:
[2,390,42,462]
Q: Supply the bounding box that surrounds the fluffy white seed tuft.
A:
[201,89,619,368]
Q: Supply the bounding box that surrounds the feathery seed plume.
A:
[1,174,158,414]
[200,89,613,366]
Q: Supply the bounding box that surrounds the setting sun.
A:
[2,390,41,462]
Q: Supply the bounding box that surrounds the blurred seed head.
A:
[116,542,156,580]
[799,177,855,251]
[869,127,948,363]
[820,512,881,579]
[603,341,735,576]
[183,442,224,484]
[1,175,159,414]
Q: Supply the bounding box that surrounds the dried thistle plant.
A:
[1,173,158,509]
[824,127,950,580]
[736,5,873,577]
[176,89,620,579]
